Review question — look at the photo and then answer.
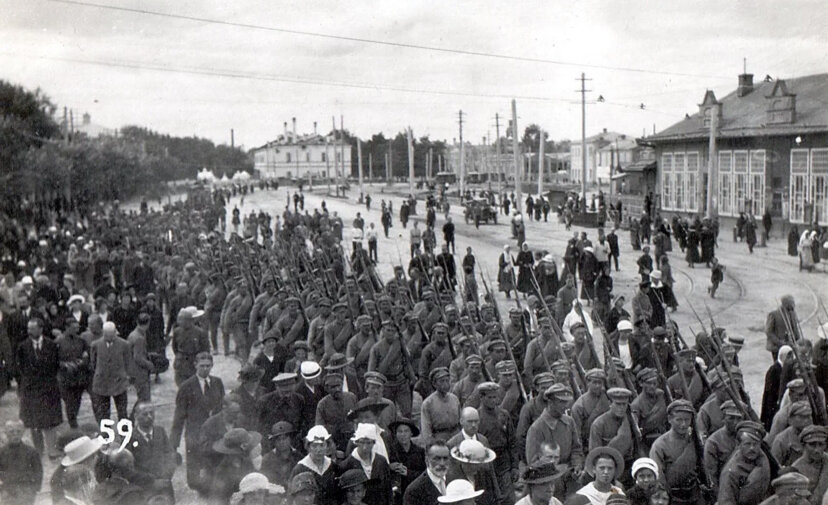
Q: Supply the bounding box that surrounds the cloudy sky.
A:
[2,0,827,150]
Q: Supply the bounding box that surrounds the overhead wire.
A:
[44,0,730,81]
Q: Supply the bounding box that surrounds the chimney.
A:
[292,117,296,142]
[313,121,317,135]
[283,121,287,138]
[82,112,91,125]
[737,73,754,97]
[602,128,607,134]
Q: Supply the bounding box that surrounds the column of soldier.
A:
[0,184,826,505]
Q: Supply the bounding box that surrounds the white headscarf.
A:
[778,345,793,366]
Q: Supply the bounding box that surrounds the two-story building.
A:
[646,72,828,226]
[571,129,638,185]
[251,126,351,181]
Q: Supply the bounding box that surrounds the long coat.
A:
[497,253,515,292]
[17,338,63,428]
[516,250,535,294]
[90,337,132,397]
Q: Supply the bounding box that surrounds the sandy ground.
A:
[2,182,825,504]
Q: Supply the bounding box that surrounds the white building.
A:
[252,126,351,180]
[570,129,637,185]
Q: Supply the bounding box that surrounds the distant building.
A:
[571,129,637,184]
[646,72,828,224]
[251,123,351,180]
[73,112,117,138]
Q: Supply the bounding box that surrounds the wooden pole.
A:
[340,115,345,190]
[706,103,719,218]
[537,127,545,196]
[407,127,415,195]
[357,138,364,197]
[388,141,393,186]
[495,113,502,195]
[580,73,588,201]
[459,110,465,198]
[369,152,373,185]
[325,136,331,194]
[332,116,338,195]
[512,100,522,213]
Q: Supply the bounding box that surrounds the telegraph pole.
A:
[357,138,364,198]
[577,73,591,202]
[537,127,545,196]
[388,141,393,186]
[325,135,331,194]
[706,103,719,218]
[511,100,522,214]
[369,152,373,184]
[495,113,502,195]
[458,110,465,198]
[407,127,415,196]
[339,115,345,192]
[332,117,338,196]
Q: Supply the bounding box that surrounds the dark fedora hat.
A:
[389,417,420,437]
[213,428,262,455]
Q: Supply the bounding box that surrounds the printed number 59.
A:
[100,419,134,451]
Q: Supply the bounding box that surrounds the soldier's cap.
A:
[338,468,369,490]
[585,446,625,478]
[667,399,695,416]
[790,401,812,417]
[363,371,387,387]
[520,462,563,485]
[570,321,586,332]
[477,382,501,394]
[422,288,435,297]
[606,494,630,505]
[324,353,354,371]
[445,305,457,313]
[285,296,300,305]
[495,360,516,374]
[543,383,574,402]
[551,360,570,372]
[272,372,298,384]
[376,294,392,304]
[652,327,667,338]
[720,400,744,417]
[606,388,633,401]
[480,304,495,313]
[290,472,319,496]
[459,315,472,324]
[323,372,344,385]
[509,307,522,315]
[533,372,555,388]
[450,333,468,346]
[269,421,296,438]
[677,348,696,359]
[292,341,310,352]
[617,320,633,331]
[787,378,806,390]
[585,368,607,381]
[537,315,552,326]
[736,421,765,442]
[356,314,372,324]
[465,354,483,366]
[332,302,349,311]
[770,472,811,496]
[381,319,397,328]
[363,299,377,309]
[484,339,506,352]
[432,322,448,332]
[429,367,450,383]
[560,342,575,352]
[799,425,828,444]
[317,297,332,307]
[728,335,745,345]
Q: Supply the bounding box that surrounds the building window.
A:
[661,153,674,210]
[811,149,828,224]
[306,152,311,162]
[674,153,685,211]
[286,152,292,163]
[321,152,327,162]
[686,153,699,211]
[336,152,341,163]
[749,150,766,215]
[790,149,809,223]
[719,151,733,215]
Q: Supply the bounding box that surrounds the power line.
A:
[44,0,730,81]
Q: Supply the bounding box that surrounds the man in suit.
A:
[403,440,450,505]
[89,321,132,423]
[131,400,176,501]
[127,313,154,403]
[170,351,225,494]
[765,295,801,361]
[16,317,62,458]
[5,293,32,380]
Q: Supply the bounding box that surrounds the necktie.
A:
[203,378,211,396]
[439,479,446,495]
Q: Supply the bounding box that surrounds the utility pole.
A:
[369,152,373,184]
[231,128,235,149]
[609,145,615,200]
[407,127,415,196]
[340,115,345,193]
[511,100,522,214]
[495,113,502,194]
[63,107,69,145]
[706,103,719,218]
[577,73,591,202]
[357,138,364,198]
[388,141,393,186]
[332,116,338,196]
[458,110,465,198]
[325,136,331,194]
[428,147,433,180]
[537,127,545,196]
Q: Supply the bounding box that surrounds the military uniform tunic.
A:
[771,425,804,467]
[650,430,701,503]
[791,452,828,505]
[571,391,610,448]
[526,410,583,468]
[631,389,668,450]
[717,449,770,505]
[703,426,738,494]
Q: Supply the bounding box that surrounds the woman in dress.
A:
[799,230,814,271]
[516,243,535,298]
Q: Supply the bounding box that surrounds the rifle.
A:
[572,300,603,370]
[525,267,584,396]
[480,272,529,403]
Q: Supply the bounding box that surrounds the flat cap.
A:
[652,327,667,338]
[727,335,745,345]
[533,372,555,388]
[736,420,765,441]
[720,400,743,416]
[606,388,634,401]
[544,383,574,402]
[636,368,658,383]
[477,382,501,394]
[495,360,516,374]
[790,401,812,417]
[677,349,697,359]
[465,354,484,366]
[551,360,570,372]
[429,367,450,383]
[667,399,695,416]
[799,425,828,444]
[292,341,310,351]
[770,472,811,496]
[363,371,387,386]
[787,378,806,390]
[585,369,607,381]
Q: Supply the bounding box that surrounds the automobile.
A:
[463,198,498,225]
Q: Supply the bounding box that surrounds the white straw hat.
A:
[438,480,485,503]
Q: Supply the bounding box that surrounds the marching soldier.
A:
[718,421,770,505]
[757,473,812,505]
[771,401,811,467]
[668,348,706,409]
[791,425,828,504]
[650,400,702,505]
[589,387,637,487]
[571,369,610,449]
[631,368,668,452]
[477,381,518,504]
[368,320,415,417]
[526,384,583,469]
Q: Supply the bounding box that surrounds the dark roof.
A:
[621,160,656,173]
[648,73,828,143]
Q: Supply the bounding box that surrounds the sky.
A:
[2,0,827,151]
